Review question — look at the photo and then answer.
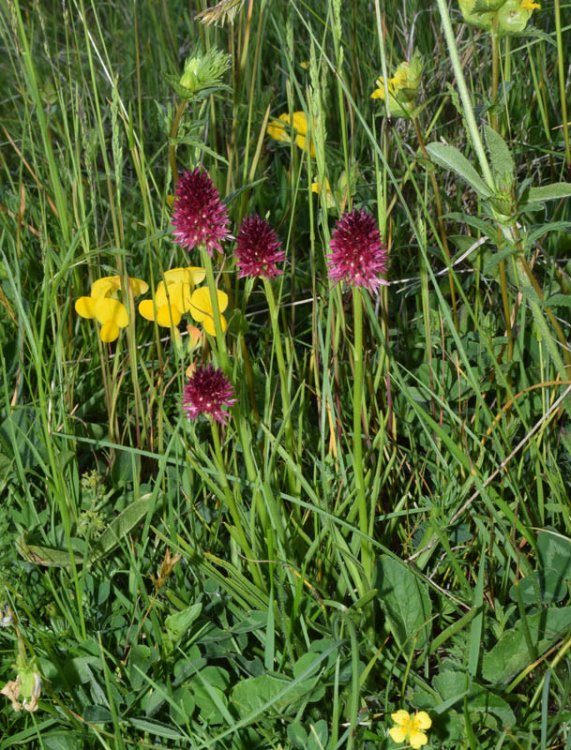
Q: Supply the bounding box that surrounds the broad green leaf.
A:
[527,183,571,203]
[510,529,571,604]
[92,493,154,560]
[426,142,493,197]
[484,125,515,184]
[376,555,432,651]
[482,606,571,683]
[16,537,83,567]
[125,719,184,740]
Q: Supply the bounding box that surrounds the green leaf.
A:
[510,529,571,605]
[125,719,184,740]
[426,142,493,197]
[376,555,432,652]
[527,183,571,203]
[92,493,154,560]
[482,606,571,683]
[484,125,515,184]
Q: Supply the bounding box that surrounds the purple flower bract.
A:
[235,215,285,279]
[183,364,236,424]
[327,209,388,292]
[172,169,230,255]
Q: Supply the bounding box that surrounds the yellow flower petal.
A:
[163,267,206,286]
[520,0,540,8]
[138,299,157,322]
[75,296,97,319]
[391,710,411,725]
[409,730,429,749]
[91,276,120,299]
[415,712,432,730]
[93,298,129,328]
[99,322,120,343]
[371,87,385,100]
[202,313,227,336]
[267,118,290,143]
[190,287,229,318]
[126,277,149,296]
[156,303,182,328]
[388,726,408,743]
[290,111,309,136]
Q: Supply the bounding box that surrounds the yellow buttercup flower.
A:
[75,275,148,343]
[267,111,316,157]
[389,710,432,749]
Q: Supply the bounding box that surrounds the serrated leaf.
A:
[527,183,571,203]
[426,142,493,197]
[377,555,432,651]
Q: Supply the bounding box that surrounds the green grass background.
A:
[0,0,570,747]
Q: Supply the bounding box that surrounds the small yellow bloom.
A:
[138,267,206,328]
[371,53,423,119]
[75,275,148,343]
[520,0,540,9]
[389,710,432,749]
[139,268,227,337]
[267,111,316,157]
[188,286,228,336]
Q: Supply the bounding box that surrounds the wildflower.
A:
[172,169,230,255]
[267,111,316,157]
[235,215,285,279]
[75,275,148,343]
[458,0,540,31]
[183,364,236,423]
[188,286,229,335]
[327,209,388,292]
[371,53,423,119]
[139,267,206,327]
[139,268,227,335]
[389,710,432,749]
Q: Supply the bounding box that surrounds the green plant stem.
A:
[491,22,500,131]
[210,420,263,589]
[169,100,188,186]
[263,278,298,495]
[554,0,571,168]
[413,117,458,325]
[351,287,372,582]
[201,249,230,373]
[434,0,495,191]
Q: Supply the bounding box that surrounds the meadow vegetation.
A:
[1,0,570,747]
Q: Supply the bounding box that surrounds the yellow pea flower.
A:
[75,275,148,343]
[389,710,432,749]
[138,267,206,328]
[267,111,316,157]
[188,286,228,336]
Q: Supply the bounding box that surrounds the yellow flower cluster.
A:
[266,111,316,157]
[75,268,227,342]
[371,52,423,119]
